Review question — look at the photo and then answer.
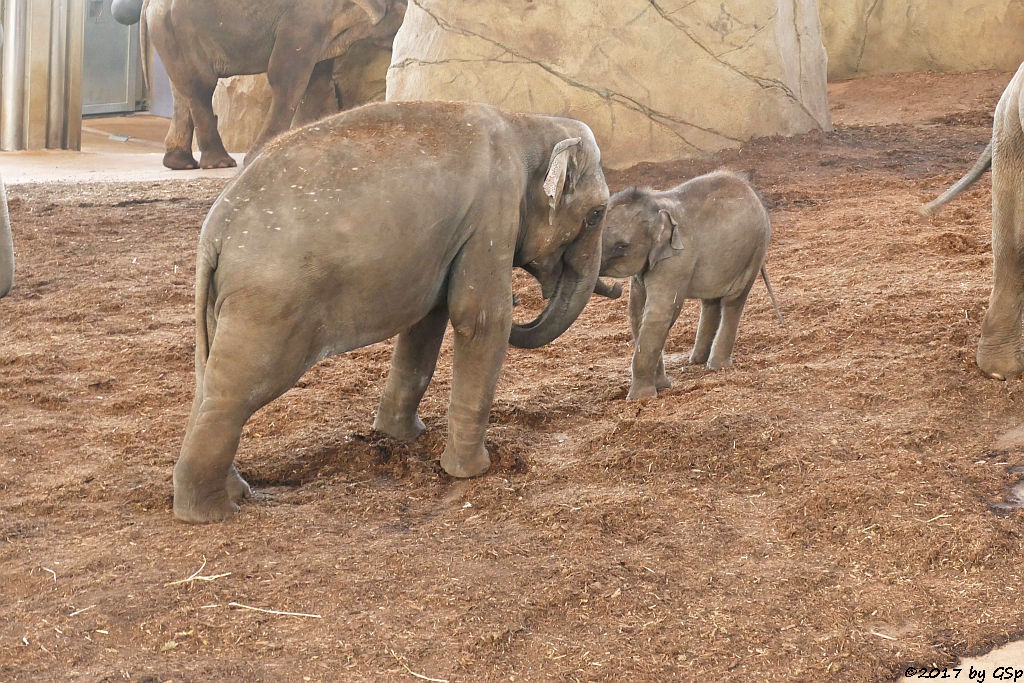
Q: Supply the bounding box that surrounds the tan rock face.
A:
[820,0,1024,80]
[386,0,831,169]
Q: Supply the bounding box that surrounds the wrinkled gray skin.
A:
[174,101,609,523]
[919,64,1024,380]
[599,171,779,399]
[141,0,401,170]
[0,172,12,299]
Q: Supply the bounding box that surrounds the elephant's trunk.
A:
[0,172,13,298]
[510,231,601,349]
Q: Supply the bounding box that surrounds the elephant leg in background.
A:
[689,298,722,366]
[173,306,310,523]
[186,78,237,170]
[978,134,1024,379]
[629,282,685,400]
[0,172,13,298]
[706,282,754,371]
[293,59,340,128]
[246,26,327,165]
[162,81,198,170]
[373,306,449,441]
[439,240,514,479]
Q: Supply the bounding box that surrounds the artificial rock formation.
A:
[387,0,831,169]
[820,0,1024,80]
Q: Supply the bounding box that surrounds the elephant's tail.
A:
[139,1,150,94]
[919,140,993,217]
[760,265,782,325]
[194,240,219,380]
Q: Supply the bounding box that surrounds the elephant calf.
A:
[174,101,609,523]
[599,171,780,399]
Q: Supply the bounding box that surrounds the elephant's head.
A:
[351,0,389,24]
[510,127,609,349]
[599,187,681,280]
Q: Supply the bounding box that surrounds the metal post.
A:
[46,0,66,149]
[1,0,28,150]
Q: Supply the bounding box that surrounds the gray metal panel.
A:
[81,0,138,115]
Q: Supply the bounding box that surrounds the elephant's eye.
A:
[612,242,629,255]
[585,207,606,228]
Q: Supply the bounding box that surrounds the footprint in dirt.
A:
[988,427,1024,512]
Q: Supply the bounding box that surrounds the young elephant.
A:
[599,171,780,399]
[174,101,609,523]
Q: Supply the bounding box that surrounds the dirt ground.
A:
[2,71,1023,681]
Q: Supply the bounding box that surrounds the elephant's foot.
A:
[689,347,711,365]
[372,412,426,442]
[707,356,733,371]
[440,444,490,478]
[976,344,1024,381]
[226,466,252,504]
[173,483,239,524]
[655,372,672,391]
[199,151,237,170]
[626,382,658,400]
[163,149,199,170]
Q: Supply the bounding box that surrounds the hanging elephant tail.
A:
[139,0,151,95]
[760,265,782,325]
[0,172,13,299]
[193,240,219,379]
[919,140,993,217]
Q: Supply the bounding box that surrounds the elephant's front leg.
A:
[629,283,684,399]
[978,155,1024,379]
[373,306,449,441]
[293,59,339,127]
[440,260,513,478]
[247,30,325,165]
[628,276,668,392]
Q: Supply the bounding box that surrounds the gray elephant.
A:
[599,171,780,400]
[173,101,610,523]
[0,173,12,299]
[919,64,1024,380]
[141,0,404,170]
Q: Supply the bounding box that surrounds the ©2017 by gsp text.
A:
[904,666,1024,682]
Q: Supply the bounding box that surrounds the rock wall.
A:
[386,0,831,170]
[820,0,1024,80]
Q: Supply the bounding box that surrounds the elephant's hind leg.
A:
[978,134,1024,379]
[162,82,198,170]
[706,286,753,371]
[173,321,308,523]
[690,298,722,366]
[373,307,449,441]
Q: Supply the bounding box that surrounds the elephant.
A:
[0,172,12,299]
[918,64,1024,380]
[112,0,143,25]
[598,171,780,400]
[173,100,610,523]
[140,0,403,170]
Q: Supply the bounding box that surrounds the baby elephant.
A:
[599,171,780,399]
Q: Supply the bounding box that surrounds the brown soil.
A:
[2,72,1023,681]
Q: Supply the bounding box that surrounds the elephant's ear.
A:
[351,0,388,24]
[649,209,682,266]
[543,137,582,225]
